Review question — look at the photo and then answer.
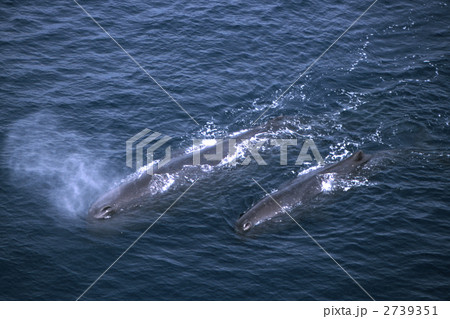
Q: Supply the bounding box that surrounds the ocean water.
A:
[1,0,449,300]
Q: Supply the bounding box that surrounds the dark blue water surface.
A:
[1,0,449,300]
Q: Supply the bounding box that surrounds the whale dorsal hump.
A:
[354,150,364,161]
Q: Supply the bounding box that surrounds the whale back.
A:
[322,150,371,175]
[235,150,373,234]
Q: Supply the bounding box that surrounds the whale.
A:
[88,116,289,220]
[235,150,373,234]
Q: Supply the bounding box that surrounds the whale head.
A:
[235,208,283,235]
[235,216,257,235]
[88,174,152,220]
[235,199,280,235]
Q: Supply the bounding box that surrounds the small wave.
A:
[338,177,373,192]
[184,138,218,155]
[349,40,370,72]
[326,142,355,161]
[196,120,227,139]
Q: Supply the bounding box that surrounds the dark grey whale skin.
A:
[88,117,287,220]
[235,151,372,234]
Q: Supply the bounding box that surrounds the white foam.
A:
[148,173,177,195]
[320,173,336,192]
